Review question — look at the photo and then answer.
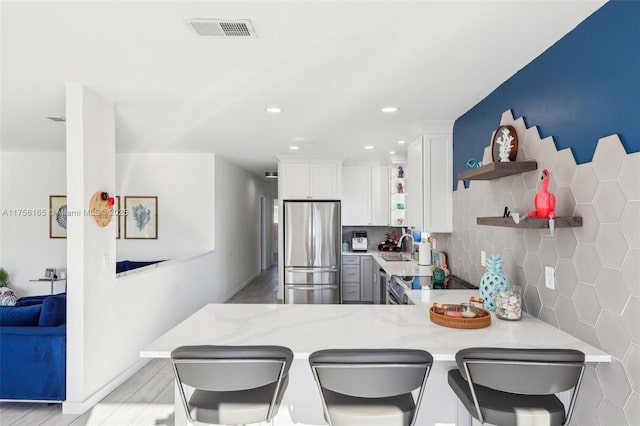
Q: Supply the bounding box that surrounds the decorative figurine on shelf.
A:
[528,169,556,220]
[480,254,510,311]
[466,158,481,169]
[397,182,404,193]
[397,166,404,178]
[496,127,515,162]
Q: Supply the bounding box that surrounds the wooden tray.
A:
[429,297,491,329]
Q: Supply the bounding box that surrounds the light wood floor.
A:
[0,266,279,426]
[225,265,278,304]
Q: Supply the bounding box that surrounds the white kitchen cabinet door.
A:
[371,165,389,225]
[342,166,371,225]
[406,131,453,232]
[282,163,310,199]
[310,163,338,198]
[407,137,424,230]
[423,135,453,232]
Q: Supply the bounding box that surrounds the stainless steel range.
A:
[386,277,413,305]
[386,275,477,305]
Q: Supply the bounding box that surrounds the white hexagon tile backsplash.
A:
[434,110,639,425]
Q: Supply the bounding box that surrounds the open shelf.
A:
[476,216,582,229]
[458,161,538,181]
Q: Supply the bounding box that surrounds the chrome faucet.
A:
[397,233,414,260]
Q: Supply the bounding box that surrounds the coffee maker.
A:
[351,231,368,252]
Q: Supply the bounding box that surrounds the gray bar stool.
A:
[171,345,293,425]
[448,347,585,426]
[309,348,433,426]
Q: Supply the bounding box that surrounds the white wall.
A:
[0,86,275,413]
[0,152,67,296]
[210,156,275,287]
[62,154,275,413]
[116,153,215,261]
[65,83,117,409]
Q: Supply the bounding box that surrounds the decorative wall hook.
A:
[90,191,114,228]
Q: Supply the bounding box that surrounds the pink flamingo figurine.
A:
[528,169,556,220]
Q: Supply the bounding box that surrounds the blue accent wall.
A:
[453,0,640,189]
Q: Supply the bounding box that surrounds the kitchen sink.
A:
[381,253,410,262]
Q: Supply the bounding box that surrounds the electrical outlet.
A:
[545,266,555,289]
[480,251,486,267]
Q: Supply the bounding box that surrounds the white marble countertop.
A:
[342,250,433,277]
[141,289,610,362]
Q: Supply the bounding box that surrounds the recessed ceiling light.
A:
[266,107,282,113]
[364,146,375,150]
[397,140,406,145]
[381,107,398,113]
[292,136,307,141]
[265,171,278,179]
[289,146,299,150]
[389,151,396,154]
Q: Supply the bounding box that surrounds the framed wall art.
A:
[124,196,158,239]
[49,195,67,239]
[491,125,518,162]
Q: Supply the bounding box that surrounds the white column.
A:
[63,84,116,413]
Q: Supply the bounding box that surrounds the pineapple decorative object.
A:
[480,254,510,311]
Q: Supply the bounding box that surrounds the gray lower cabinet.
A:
[342,255,374,303]
[360,256,374,302]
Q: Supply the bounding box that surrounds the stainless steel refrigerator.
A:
[284,200,341,304]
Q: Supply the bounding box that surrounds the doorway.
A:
[260,196,279,270]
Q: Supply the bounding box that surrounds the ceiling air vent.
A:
[187,19,256,38]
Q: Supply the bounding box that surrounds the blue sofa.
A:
[0,293,66,401]
[116,259,165,274]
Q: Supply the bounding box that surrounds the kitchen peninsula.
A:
[142,287,609,425]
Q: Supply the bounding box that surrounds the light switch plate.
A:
[480,251,486,267]
[545,266,555,289]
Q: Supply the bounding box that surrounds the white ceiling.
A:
[0,1,605,175]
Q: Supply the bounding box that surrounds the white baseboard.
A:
[62,358,150,415]
[223,271,260,301]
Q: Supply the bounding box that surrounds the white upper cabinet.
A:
[406,122,453,232]
[342,166,371,225]
[407,141,423,230]
[281,163,311,199]
[423,134,452,232]
[341,165,389,226]
[370,165,389,226]
[309,163,339,199]
[278,158,343,200]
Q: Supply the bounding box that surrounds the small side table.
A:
[29,278,67,295]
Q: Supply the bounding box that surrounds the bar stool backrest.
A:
[456,347,585,395]
[309,349,433,398]
[171,345,294,392]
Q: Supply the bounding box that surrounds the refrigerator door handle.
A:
[286,267,337,273]
[288,285,339,291]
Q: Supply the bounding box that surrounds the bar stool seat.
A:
[321,388,415,426]
[171,345,293,426]
[448,347,585,426]
[187,376,289,425]
[309,348,433,426]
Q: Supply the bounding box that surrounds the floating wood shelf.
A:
[476,216,582,229]
[458,161,538,181]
